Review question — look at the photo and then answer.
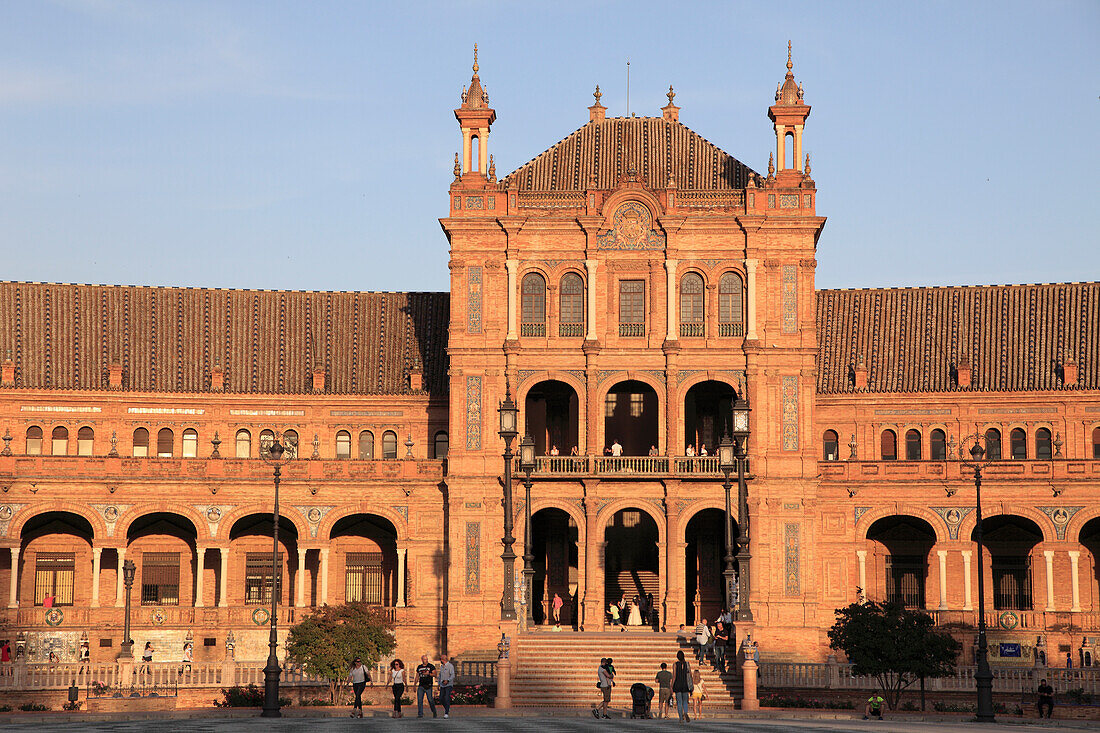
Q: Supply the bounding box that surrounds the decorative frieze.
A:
[465,376,482,451]
[781,265,798,333]
[781,376,799,450]
[465,521,481,595]
[784,523,800,596]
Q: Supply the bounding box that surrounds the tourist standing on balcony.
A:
[415,654,438,718]
[699,444,708,456]
[347,657,368,718]
[685,444,696,457]
[671,650,692,723]
[389,658,406,718]
[438,654,455,719]
[549,445,559,456]
[648,445,658,456]
[610,439,623,457]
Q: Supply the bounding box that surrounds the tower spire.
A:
[455,44,496,177]
[769,41,811,174]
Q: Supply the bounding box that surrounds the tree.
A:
[827,600,960,710]
[285,603,397,703]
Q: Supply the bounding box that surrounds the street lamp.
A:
[498,388,519,621]
[260,432,293,718]
[731,397,753,622]
[718,433,737,616]
[961,434,995,722]
[519,434,536,627]
[118,559,136,659]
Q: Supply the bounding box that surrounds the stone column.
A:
[794,125,804,171]
[194,546,205,608]
[8,547,19,608]
[745,259,759,340]
[219,548,230,608]
[584,260,598,341]
[741,654,759,710]
[90,547,102,608]
[478,127,489,175]
[664,259,678,341]
[961,550,973,611]
[115,547,126,608]
[505,259,518,341]
[1043,550,1056,611]
[937,550,948,610]
[855,549,867,602]
[297,549,308,608]
[1069,550,1081,612]
[396,548,407,608]
[319,548,330,606]
[582,499,601,630]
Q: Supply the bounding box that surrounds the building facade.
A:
[0,50,1098,669]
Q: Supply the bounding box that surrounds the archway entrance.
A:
[19,512,95,609]
[330,514,399,607]
[525,380,580,456]
[228,514,299,607]
[1081,517,1100,612]
[866,516,936,608]
[604,380,659,456]
[972,515,1042,611]
[684,381,736,454]
[127,513,199,608]
[531,508,579,627]
[686,509,734,625]
[604,508,658,627]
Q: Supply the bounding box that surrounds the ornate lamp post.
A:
[117,559,136,659]
[497,389,519,621]
[731,397,753,622]
[717,433,737,614]
[961,434,995,722]
[518,435,536,626]
[260,432,293,718]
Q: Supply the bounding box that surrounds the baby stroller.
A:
[629,682,654,719]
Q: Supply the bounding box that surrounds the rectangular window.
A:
[140,552,180,606]
[34,552,75,606]
[993,556,1031,611]
[618,280,645,337]
[245,552,282,606]
[885,555,925,608]
[345,552,384,604]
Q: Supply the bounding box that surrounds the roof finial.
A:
[593,84,602,106]
[667,85,676,105]
[804,153,811,176]
[454,152,461,180]
[473,43,479,75]
[787,40,793,72]
[768,151,775,177]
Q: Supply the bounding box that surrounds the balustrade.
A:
[517,455,737,477]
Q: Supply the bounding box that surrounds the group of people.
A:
[594,651,707,723]
[365,654,455,719]
[608,593,656,628]
[678,609,737,674]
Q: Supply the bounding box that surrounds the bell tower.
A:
[455,44,496,177]
[768,41,810,176]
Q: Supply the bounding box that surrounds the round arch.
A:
[854,505,947,544]
[601,378,662,457]
[522,379,581,456]
[599,190,664,227]
[676,499,733,544]
[517,370,586,400]
[595,499,666,545]
[1067,507,1100,543]
[116,504,207,542]
[9,503,106,541]
[525,499,586,547]
[957,506,1054,545]
[219,504,310,542]
[316,504,409,543]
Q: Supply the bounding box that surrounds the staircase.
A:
[511,632,742,710]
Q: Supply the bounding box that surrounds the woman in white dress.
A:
[627,596,643,626]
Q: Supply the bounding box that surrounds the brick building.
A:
[0,48,1098,673]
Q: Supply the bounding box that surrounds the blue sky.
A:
[0,1,1096,292]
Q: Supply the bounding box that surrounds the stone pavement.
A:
[0,712,1092,733]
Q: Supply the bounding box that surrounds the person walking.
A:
[1037,678,1054,718]
[438,654,455,719]
[609,602,621,627]
[690,668,706,719]
[671,650,692,723]
[713,621,730,673]
[694,619,710,664]
[139,642,153,675]
[178,641,192,677]
[415,654,438,718]
[347,657,369,718]
[654,662,673,719]
[593,657,614,719]
[389,658,406,718]
[552,592,563,624]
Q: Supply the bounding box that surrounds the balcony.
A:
[1,604,406,631]
[618,323,645,338]
[818,458,1100,483]
[514,455,749,478]
[520,322,546,337]
[558,322,584,337]
[718,322,744,337]
[679,322,705,338]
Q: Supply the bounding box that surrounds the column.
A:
[664,259,678,341]
[582,500,600,630]
[794,125,804,171]
[478,127,489,174]
[8,547,19,608]
[745,259,758,340]
[219,548,229,608]
[936,550,948,610]
[505,259,518,341]
[319,548,330,606]
[115,547,126,608]
[1043,550,1056,611]
[584,260,598,341]
[90,547,102,608]
[396,548,407,608]
[1068,550,1081,612]
[194,546,205,608]
[961,550,973,611]
[855,550,867,602]
[296,549,307,608]
[462,129,472,174]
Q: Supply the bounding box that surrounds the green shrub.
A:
[214,684,291,708]
[18,703,48,711]
[0,704,12,712]
[759,694,854,710]
[450,684,491,705]
[62,701,82,711]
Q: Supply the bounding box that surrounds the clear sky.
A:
[1,1,1096,293]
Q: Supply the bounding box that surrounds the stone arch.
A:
[854,505,947,544]
[676,499,730,544]
[522,499,586,548]
[595,499,666,545]
[219,504,310,542]
[116,504,207,542]
[600,190,663,227]
[9,502,106,541]
[957,505,1055,544]
[675,371,741,402]
[1066,506,1100,543]
[599,376,663,456]
[517,370,586,400]
[316,504,409,543]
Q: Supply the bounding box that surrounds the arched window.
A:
[679,273,705,337]
[358,431,374,460]
[434,431,449,460]
[1094,427,1100,459]
[133,428,149,457]
[1035,428,1052,460]
[235,429,251,459]
[51,426,68,456]
[257,429,276,459]
[930,429,947,460]
[822,430,839,461]
[881,429,897,461]
[520,272,546,336]
[182,429,198,458]
[156,428,174,458]
[719,272,744,336]
[26,426,43,455]
[559,273,584,336]
[985,428,1002,460]
[77,427,94,456]
[905,429,922,460]
[335,430,352,459]
[382,431,398,459]
[1010,428,1027,459]
[282,430,299,459]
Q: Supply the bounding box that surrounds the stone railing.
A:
[819,458,1100,482]
[517,455,747,478]
[1,605,406,630]
[928,609,1100,633]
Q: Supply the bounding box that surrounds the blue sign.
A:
[999,643,1022,658]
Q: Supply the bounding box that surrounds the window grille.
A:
[34,552,75,606]
[521,273,546,336]
[141,552,180,606]
[359,431,375,460]
[993,556,1032,610]
[345,552,384,604]
[679,273,704,333]
[885,555,925,608]
[618,280,645,336]
[559,273,584,334]
[245,553,282,606]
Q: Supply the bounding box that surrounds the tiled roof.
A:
[0,282,449,395]
[816,283,1100,394]
[501,117,756,191]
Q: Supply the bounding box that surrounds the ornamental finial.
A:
[473,43,479,75]
[787,40,793,72]
[593,84,602,105]
[454,152,461,179]
[768,151,775,177]
[805,154,811,176]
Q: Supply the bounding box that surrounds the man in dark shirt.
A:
[415,654,437,718]
[655,662,673,718]
[1037,679,1054,718]
[713,622,730,673]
